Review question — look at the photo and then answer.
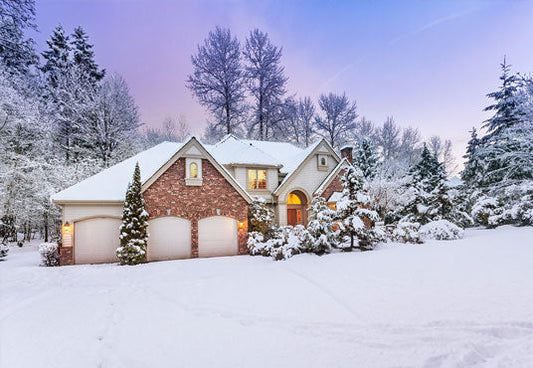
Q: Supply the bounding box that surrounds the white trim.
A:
[314,158,352,196]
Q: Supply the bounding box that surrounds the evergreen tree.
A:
[41,25,71,88]
[472,59,532,187]
[353,137,379,180]
[71,26,105,84]
[248,197,274,234]
[337,166,380,250]
[117,163,149,265]
[305,196,338,254]
[398,145,441,224]
[483,58,525,139]
[461,127,482,185]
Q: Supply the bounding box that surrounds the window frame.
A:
[247,168,267,190]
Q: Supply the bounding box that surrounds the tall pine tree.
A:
[353,137,379,180]
[71,26,105,85]
[117,163,149,265]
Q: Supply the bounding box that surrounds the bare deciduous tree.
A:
[314,92,357,147]
[243,29,288,141]
[187,27,245,135]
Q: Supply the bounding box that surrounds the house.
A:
[52,135,354,265]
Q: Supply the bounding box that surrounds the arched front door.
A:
[287,190,308,226]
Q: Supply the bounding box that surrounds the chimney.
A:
[340,145,353,164]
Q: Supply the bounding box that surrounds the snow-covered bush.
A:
[419,220,464,241]
[391,222,423,244]
[248,197,274,234]
[0,242,8,259]
[247,225,309,261]
[471,196,502,228]
[39,242,60,266]
[117,163,149,265]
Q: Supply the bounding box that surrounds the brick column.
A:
[191,218,199,258]
[59,246,74,265]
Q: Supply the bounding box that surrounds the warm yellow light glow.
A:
[190,162,198,178]
[247,169,267,190]
[63,222,71,231]
[287,193,301,205]
[238,221,245,229]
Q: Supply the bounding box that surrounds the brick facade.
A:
[59,246,74,265]
[320,168,372,228]
[321,169,346,202]
[143,158,249,256]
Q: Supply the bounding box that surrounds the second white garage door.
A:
[147,217,191,261]
[198,216,238,257]
[74,217,121,264]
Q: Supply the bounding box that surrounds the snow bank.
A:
[2,226,533,367]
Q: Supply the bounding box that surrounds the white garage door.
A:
[74,218,121,264]
[147,217,191,261]
[198,216,238,257]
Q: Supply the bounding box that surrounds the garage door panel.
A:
[74,218,121,264]
[198,216,238,257]
[147,217,191,261]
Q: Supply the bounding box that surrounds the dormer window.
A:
[317,154,328,170]
[185,158,202,186]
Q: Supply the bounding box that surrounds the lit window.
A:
[190,162,198,178]
[328,203,336,210]
[287,193,302,205]
[248,169,267,189]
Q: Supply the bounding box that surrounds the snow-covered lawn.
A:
[1,226,532,367]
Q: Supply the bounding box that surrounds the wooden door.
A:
[287,209,297,226]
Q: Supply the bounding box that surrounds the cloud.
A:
[389,7,480,45]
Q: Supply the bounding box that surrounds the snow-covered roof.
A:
[207,135,282,167]
[327,191,343,202]
[239,138,306,173]
[53,141,185,202]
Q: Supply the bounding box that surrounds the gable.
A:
[142,138,252,204]
[273,139,341,196]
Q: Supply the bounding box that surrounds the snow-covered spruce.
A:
[419,220,464,241]
[116,163,149,265]
[337,166,380,250]
[39,242,60,266]
[305,196,340,254]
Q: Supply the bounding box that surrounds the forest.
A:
[1,0,532,246]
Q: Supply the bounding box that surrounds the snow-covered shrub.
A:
[498,182,533,226]
[248,225,310,261]
[471,196,502,228]
[248,197,274,234]
[39,242,60,266]
[419,220,464,241]
[391,222,423,244]
[0,243,8,259]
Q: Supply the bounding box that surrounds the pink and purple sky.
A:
[33,0,533,159]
